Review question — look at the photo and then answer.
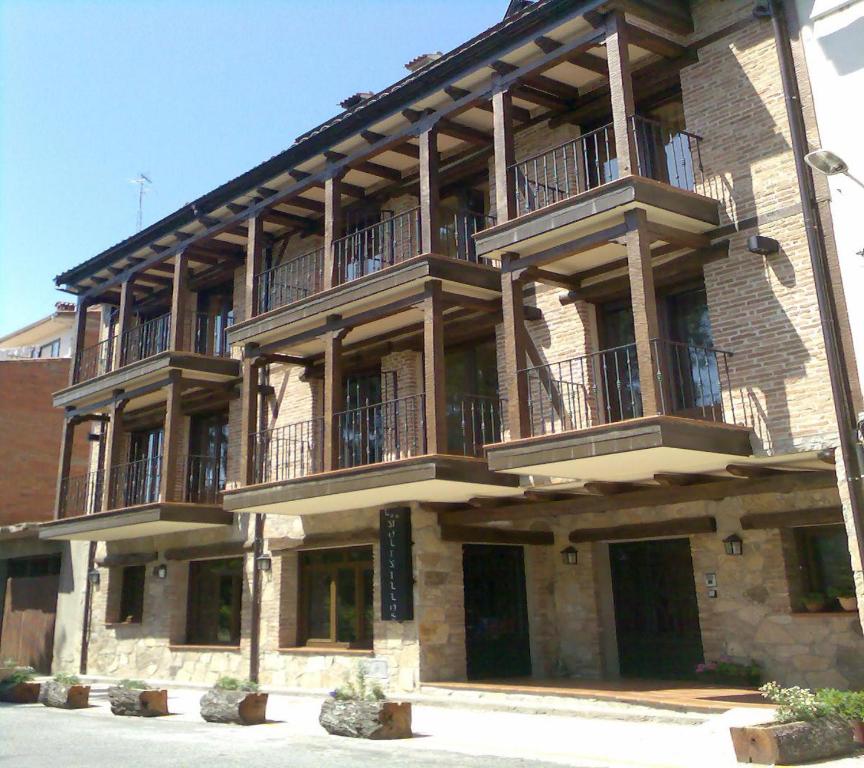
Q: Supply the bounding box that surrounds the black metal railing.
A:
[255,247,325,315]
[183,454,227,504]
[337,393,425,469]
[334,208,422,285]
[439,209,498,264]
[252,418,324,485]
[194,312,233,357]
[74,335,117,383]
[57,469,104,517]
[520,339,732,438]
[448,394,506,457]
[120,313,171,367]
[511,117,704,216]
[108,455,162,509]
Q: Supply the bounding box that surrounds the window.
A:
[793,525,855,607]
[37,339,61,358]
[186,557,243,645]
[117,566,145,623]
[299,547,373,649]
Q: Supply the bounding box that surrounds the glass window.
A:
[186,557,243,645]
[118,565,145,623]
[299,547,373,648]
[794,525,855,608]
[38,339,61,358]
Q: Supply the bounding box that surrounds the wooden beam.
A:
[521,267,580,290]
[323,323,344,472]
[240,346,259,486]
[418,125,440,254]
[501,256,529,440]
[437,119,491,146]
[567,51,609,75]
[269,529,379,552]
[647,223,712,250]
[159,374,185,502]
[283,197,326,214]
[323,175,342,290]
[324,151,402,182]
[582,481,653,495]
[507,223,629,272]
[492,87,516,223]
[510,84,571,111]
[165,541,251,561]
[606,12,638,175]
[726,464,793,479]
[653,472,727,486]
[490,60,581,102]
[740,506,844,530]
[625,22,688,59]
[569,516,717,543]
[441,525,554,546]
[423,280,447,454]
[360,131,420,159]
[443,85,532,123]
[244,216,264,321]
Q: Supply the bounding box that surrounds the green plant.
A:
[802,592,826,603]
[695,657,762,686]
[760,682,825,723]
[53,672,81,686]
[213,676,258,693]
[0,667,35,688]
[117,679,149,690]
[330,664,385,702]
[827,587,856,600]
[818,689,864,722]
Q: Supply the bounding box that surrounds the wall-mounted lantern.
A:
[256,554,272,572]
[153,564,168,579]
[87,569,101,586]
[560,546,578,566]
[723,533,744,556]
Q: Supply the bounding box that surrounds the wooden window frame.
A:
[793,524,854,600]
[117,565,145,624]
[185,557,243,647]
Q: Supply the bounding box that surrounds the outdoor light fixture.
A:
[256,554,272,572]
[87,569,101,586]
[560,546,578,566]
[723,533,744,556]
[804,149,848,176]
[153,564,168,579]
[747,235,780,256]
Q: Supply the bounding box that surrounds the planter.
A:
[319,698,412,740]
[730,718,856,764]
[39,680,90,709]
[0,667,16,683]
[0,682,41,703]
[838,596,858,612]
[803,599,827,613]
[108,686,169,717]
[200,689,268,725]
[852,720,864,745]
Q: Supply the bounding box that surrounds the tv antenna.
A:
[130,173,152,231]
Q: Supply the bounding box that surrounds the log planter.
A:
[319,698,412,740]
[730,718,857,764]
[108,686,169,717]
[39,680,90,709]
[200,689,268,725]
[0,682,41,704]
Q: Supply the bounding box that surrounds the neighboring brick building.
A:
[42,0,864,694]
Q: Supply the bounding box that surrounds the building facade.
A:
[42,0,864,692]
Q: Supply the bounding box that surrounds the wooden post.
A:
[323,174,343,290]
[68,298,89,385]
[323,320,344,471]
[240,344,260,486]
[169,250,190,352]
[625,208,662,416]
[492,85,516,223]
[419,125,441,254]
[423,280,446,454]
[160,373,185,502]
[102,394,127,511]
[54,415,77,518]
[606,11,638,176]
[245,217,265,321]
[115,279,136,368]
[501,257,530,439]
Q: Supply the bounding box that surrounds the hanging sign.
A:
[379,506,414,621]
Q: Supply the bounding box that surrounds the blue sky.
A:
[0,0,505,336]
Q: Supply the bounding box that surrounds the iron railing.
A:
[57,469,104,517]
[337,393,425,469]
[448,394,506,457]
[252,418,324,485]
[74,335,116,382]
[183,453,227,504]
[334,208,422,285]
[120,313,171,367]
[439,209,498,264]
[255,247,325,315]
[194,312,233,357]
[520,339,732,438]
[108,455,162,509]
[511,116,704,216]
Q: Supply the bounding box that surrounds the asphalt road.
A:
[0,703,595,768]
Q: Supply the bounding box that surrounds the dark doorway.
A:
[609,538,704,679]
[188,411,229,503]
[462,544,531,680]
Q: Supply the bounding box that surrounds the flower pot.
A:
[0,682,41,703]
[200,689,268,725]
[803,598,827,613]
[852,720,864,745]
[39,680,90,709]
[108,686,169,717]
[319,698,412,740]
[838,596,858,612]
[730,719,855,764]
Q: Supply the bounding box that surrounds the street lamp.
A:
[804,149,848,176]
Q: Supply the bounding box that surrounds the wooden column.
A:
[423,280,446,454]
[115,279,136,368]
[419,125,441,254]
[323,174,343,290]
[625,208,662,416]
[605,11,638,176]
[102,394,127,511]
[53,415,77,518]
[160,373,185,502]
[323,320,344,472]
[501,258,530,439]
[240,344,260,486]
[169,250,190,352]
[68,298,89,385]
[245,216,265,321]
[492,86,517,223]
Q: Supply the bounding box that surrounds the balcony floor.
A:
[223,455,522,516]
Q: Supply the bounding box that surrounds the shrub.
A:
[53,672,81,686]
[759,682,825,723]
[695,657,762,686]
[117,679,149,690]
[213,676,258,693]
[0,667,35,688]
[817,689,864,722]
[330,665,385,703]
